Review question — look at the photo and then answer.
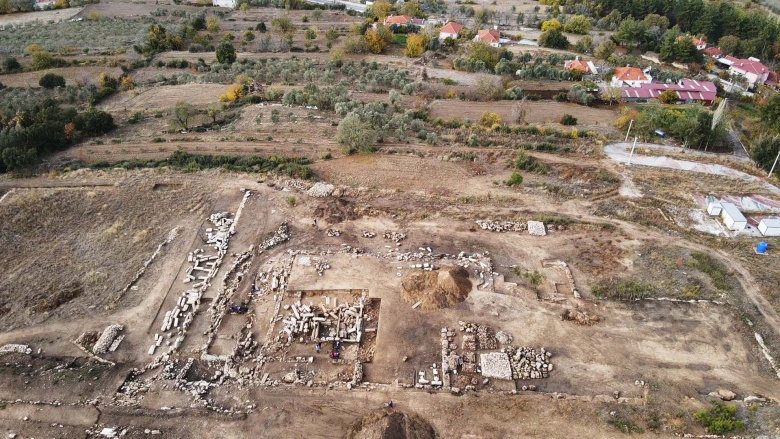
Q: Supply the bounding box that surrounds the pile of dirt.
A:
[400,266,472,310]
[345,410,436,439]
[313,198,357,224]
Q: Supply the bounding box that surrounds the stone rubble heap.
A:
[262,223,290,249]
[362,231,376,238]
[440,328,456,388]
[279,296,365,345]
[476,325,498,350]
[495,331,513,345]
[206,212,234,254]
[479,352,513,380]
[505,346,553,380]
[307,182,335,198]
[476,220,527,232]
[314,261,330,276]
[383,231,407,242]
[416,363,443,388]
[93,325,124,355]
[326,229,341,237]
[0,344,31,355]
[527,221,547,236]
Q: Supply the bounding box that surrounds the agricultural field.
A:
[1,0,780,437]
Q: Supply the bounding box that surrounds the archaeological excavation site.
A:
[0,163,778,438]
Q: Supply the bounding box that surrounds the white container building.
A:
[758,218,780,236]
[720,202,747,231]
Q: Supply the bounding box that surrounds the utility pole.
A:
[627,136,638,166]
[624,119,634,142]
[769,149,780,179]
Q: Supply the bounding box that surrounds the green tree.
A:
[538,29,569,49]
[761,94,780,133]
[312,9,322,20]
[507,172,523,186]
[326,28,339,44]
[216,41,237,64]
[0,0,11,14]
[595,40,616,60]
[3,57,20,72]
[658,89,679,104]
[694,401,745,435]
[399,1,424,18]
[256,22,267,32]
[271,16,295,34]
[750,134,780,171]
[564,15,591,34]
[38,73,66,88]
[206,15,220,32]
[574,35,593,53]
[718,35,739,55]
[172,101,196,131]
[337,113,377,154]
[367,0,392,20]
[614,16,648,47]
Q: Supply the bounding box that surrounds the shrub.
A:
[514,149,549,173]
[215,42,237,65]
[3,57,21,73]
[337,113,377,154]
[479,111,502,127]
[74,107,115,135]
[39,73,66,89]
[560,114,577,125]
[694,401,745,435]
[507,171,523,186]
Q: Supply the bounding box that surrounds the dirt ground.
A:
[0,66,123,88]
[0,7,82,26]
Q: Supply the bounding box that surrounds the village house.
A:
[563,57,598,75]
[212,0,237,8]
[384,15,426,27]
[611,67,652,87]
[474,29,501,48]
[677,35,707,50]
[620,79,717,105]
[719,56,771,88]
[703,47,723,58]
[439,21,463,41]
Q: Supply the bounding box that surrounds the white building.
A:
[706,200,722,216]
[720,202,747,231]
[35,0,56,9]
[439,21,463,41]
[611,66,652,88]
[212,0,237,8]
[758,218,780,236]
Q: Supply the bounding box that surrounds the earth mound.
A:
[400,266,472,310]
[345,410,436,439]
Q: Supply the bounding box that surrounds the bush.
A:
[74,107,115,135]
[560,114,577,125]
[3,57,21,73]
[694,401,745,435]
[337,113,377,154]
[479,111,502,127]
[39,73,66,89]
[514,149,549,173]
[507,171,523,186]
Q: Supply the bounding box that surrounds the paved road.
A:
[605,142,780,195]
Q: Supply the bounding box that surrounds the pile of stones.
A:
[280,297,365,344]
[314,260,330,276]
[307,182,335,198]
[505,346,553,380]
[0,344,31,355]
[479,352,513,380]
[476,325,497,350]
[383,231,407,242]
[262,223,290,249]
[476,220,527,232]
[93,325,124,355]
[527,221,547,236]
[326,229,341,237]
[362,231,376,238]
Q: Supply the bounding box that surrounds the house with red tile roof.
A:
[719,56,770,88]
[564,57,598,75]
[611,67,652,87]
[620,79,717,104]
[677,35,707,50]
[703,47,723,58]
[474,29,501,47]
[384,15,425,27]
[439,22,463,41]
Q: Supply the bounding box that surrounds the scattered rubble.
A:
[476,220,526,233]
[506,346,553,380]
[383,231,407,242]
[326,229,341,237]
[561,309,601,325]
[279,296,366,344]
[362,231,376,238]
[262,223,290,249]
[0,344,31,355]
